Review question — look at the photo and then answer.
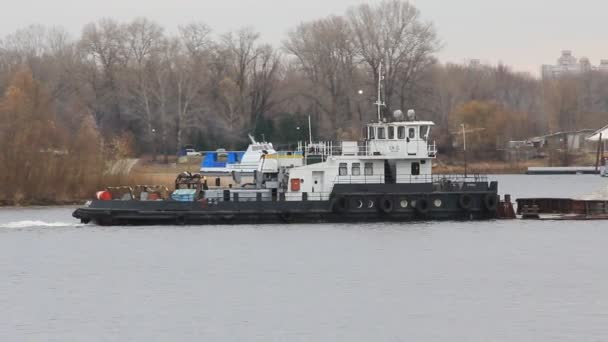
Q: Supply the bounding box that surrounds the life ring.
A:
[379,196,394,214]
[458,194,474,210]
[415,198,430,215]
[483,194,499,212]
[330,196,348,213]
[355,199,364,209]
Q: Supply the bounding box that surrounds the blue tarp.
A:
[201,151,245,169]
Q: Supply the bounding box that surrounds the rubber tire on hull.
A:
[222,215,235,223]
[458,194,474,210]
[279,211,293,223]
[379,196,394,214]
[415,198,430,215]
[330,196,348,213]
[484,194,499,212]
[96,217,113,226]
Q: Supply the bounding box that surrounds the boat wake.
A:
[0,220,80,229]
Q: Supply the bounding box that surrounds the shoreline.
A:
[3,161,602,207]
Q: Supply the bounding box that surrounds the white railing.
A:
[298,140,437,159]
[428,141,437,157]
[333,173,488,185]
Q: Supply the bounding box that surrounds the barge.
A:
[517,198,608,220]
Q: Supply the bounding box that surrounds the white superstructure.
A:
[284,117,437,200]
[232,64,443,201]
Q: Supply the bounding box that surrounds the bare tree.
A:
[348,0,440,113]
[123,18,164,154]
[284,16,358,137]
[80,18,129,131]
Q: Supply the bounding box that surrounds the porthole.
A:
[400,200,408,208]
[367,200,375,208]
[434,199,442,208]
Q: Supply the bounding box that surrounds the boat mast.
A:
[374,62,386,122]
[308,115,313,144]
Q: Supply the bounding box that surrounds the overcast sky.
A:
[1,0,605,75]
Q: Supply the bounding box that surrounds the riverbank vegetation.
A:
[1,0,607,204]
[0,71,134,205]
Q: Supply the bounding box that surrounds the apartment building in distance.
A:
[542,50,608,79]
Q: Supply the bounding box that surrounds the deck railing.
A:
[333,173,488,185]
[298,140,437,159]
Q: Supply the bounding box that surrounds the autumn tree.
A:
[451,100,528,159]
[0,70,63,202]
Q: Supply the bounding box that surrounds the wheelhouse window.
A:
[377,127,386,139]
[339,163,348,176]
[411,162,420,176]
[388,126,395,139]
[398,126,406,139]
[368,126,375,139]
[352,163,361,176]
[420,126,430,141]
[408,127,416,139]
[364,162,374,176]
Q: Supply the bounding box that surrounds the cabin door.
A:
[312,171,324,200]
[407,127,418,155]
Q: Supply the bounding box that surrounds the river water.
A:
[1,175,607,341]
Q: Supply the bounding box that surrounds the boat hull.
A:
[73,186,500,226]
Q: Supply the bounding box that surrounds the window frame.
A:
[408,127,416,139]
[364,162,374,176]
[339,162,348,176]
[352,163,361,176]
[420,126,430,141]
[398,126,406,139]
[377,127,386,139]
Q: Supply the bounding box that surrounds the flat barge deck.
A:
[517,198,608,220]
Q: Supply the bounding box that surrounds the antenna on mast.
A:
[374,62,386,122]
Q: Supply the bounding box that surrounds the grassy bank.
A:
[432,160,545,175]
[2,155,600,207]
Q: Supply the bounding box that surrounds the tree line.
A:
[1,0,607,163]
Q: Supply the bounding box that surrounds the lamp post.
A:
[295,126,301,150]
[461,123,467,177]
[151,128,157,162]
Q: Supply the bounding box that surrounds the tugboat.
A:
[73,68,502,226]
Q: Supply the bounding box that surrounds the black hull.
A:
[73,185,500,226]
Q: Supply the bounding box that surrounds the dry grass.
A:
[433,160,546,174]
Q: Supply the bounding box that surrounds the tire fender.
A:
[415,198,430,215]
[459,194,474,210]
[379,196,394,214]
[484,194,499,212]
